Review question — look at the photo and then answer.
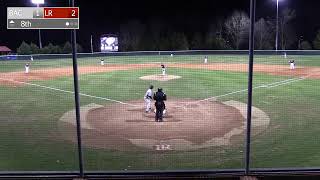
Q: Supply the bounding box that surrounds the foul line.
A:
[180,76,308,108]
[0,78,139,107]
[0,75,310,109]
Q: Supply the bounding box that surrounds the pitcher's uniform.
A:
[161,64,166,76]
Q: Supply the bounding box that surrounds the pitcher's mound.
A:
[140,74,181,81]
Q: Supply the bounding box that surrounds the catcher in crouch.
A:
[153,88,167,122]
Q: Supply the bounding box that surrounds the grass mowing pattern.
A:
[1,54,320,72]
[0,55,319,170]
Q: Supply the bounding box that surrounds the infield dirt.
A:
[1,63,320,86]
[58,100,270,151]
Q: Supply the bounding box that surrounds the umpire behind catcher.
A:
[153,88,167,122]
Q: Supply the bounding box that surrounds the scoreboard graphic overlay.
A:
[7,7,79,29]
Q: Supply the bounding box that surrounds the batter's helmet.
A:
[150,85,154,89]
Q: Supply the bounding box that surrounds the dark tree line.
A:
[118,8,320,51]
[17,41,83,55]
[16,8,320,53]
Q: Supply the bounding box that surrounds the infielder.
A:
[289,59,295,70]
[153,88,167,122]
[204,56,208,63]
[25,63,30,74]
[161,64,166,76]
[144,85,154,113]
[100,59,105,66]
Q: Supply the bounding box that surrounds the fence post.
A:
[245,0,256,175]
[70,0,84,178]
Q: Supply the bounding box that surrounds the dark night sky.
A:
[0,0,320,52]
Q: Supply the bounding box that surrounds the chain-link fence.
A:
[0,50,319,178]
[2,0,320,177]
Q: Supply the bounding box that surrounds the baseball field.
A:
[0,53,320,171]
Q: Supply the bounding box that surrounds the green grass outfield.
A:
[1,54,320,73]
[0,54,319,171]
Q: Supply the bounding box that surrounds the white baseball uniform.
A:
[204,56,208,63]
[25,64,30,74]
[161,64,166,76]
[101,59,105,66]
[289,60,295,70]
[290,63,295,70]
[144,88,153,112]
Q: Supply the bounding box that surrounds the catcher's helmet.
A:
[158,88,163,92]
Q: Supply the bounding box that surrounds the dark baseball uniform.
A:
[153,90,167,122]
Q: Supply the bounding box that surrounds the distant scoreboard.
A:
[101,35,118,52]
[7,7,79,29]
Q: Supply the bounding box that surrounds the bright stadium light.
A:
[31,0,44,4]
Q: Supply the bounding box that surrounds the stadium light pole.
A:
[275,0,283,51]
[31,0,44,49]
[298,35,303,49]
[276,0,278,51]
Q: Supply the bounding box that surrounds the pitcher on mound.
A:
[161,64,166,76]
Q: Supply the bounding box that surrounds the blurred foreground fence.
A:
[0,50,320,179]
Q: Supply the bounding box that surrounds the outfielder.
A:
[144,85,154,113]
[153,88,167,122]
[161,64,166,76]
[30,56,34,61]
[289,59,295,70]
[100,59,105,66]
[25,63,30,74]
[204,55,208,63]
